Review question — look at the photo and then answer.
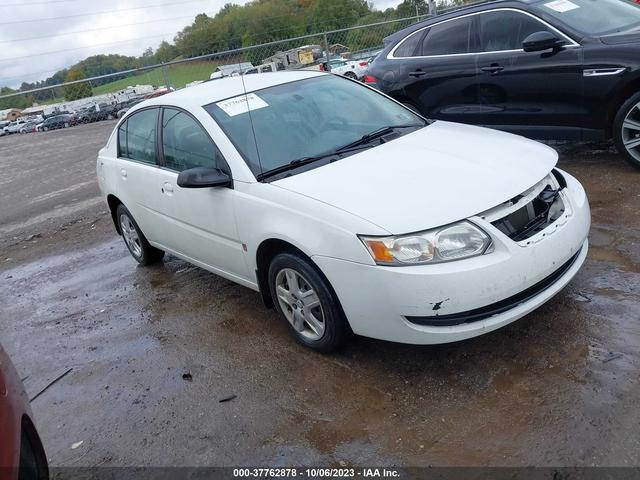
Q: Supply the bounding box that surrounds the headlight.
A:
[359,221,492,266]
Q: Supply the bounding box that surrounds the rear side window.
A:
[161,108,226,172]
[394,29,425,57]
[420,17,474,56]
[479,11,553,52]
[119,108,158,164]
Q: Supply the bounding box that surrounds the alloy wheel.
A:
[622,102,640,162]
[119,214,142,258]
[275,268,325,341]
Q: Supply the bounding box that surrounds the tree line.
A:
[1,0,470,109]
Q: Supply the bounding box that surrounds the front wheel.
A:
[614,91,640,169]
[116,204,164,265]
[268,253,348,352]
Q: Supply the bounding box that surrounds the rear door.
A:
[394,15,481,123]
[473,9,584,136]
[115,107,166,244]
[153,107,249,281]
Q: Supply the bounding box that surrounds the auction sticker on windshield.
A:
[216,93,269,117]
[544,0,580,13]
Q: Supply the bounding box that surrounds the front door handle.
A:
[161,182,174,195]
[409,69,427,78]
[481,65,504,75]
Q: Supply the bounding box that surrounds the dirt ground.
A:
[0,122,639,468]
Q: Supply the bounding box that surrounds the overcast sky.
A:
[0,0,403,88]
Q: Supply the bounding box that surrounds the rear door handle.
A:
[409,69,427,78]
[120,168,127,178]
[481,65,504,75]
[162,182,174,195]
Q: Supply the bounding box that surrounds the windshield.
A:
[204,75,425,178]
[533,0,640,35]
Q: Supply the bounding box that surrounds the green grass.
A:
[92,61,215,96]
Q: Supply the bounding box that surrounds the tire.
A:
[344,71,357,79]
[613,91,640,169]
[268,252,348,352]
[116,204,164,266]
[43,126,48,132]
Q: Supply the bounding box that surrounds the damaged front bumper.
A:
[312,168,590,345]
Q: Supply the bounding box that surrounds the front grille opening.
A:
[492,186,565,242]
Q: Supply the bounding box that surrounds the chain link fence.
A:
[0,15,429,127]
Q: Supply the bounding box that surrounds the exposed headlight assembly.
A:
[360,221,492,266]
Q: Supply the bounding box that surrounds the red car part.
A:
[0,344,48,480]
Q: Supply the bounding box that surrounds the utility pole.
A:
[428,0,436,16]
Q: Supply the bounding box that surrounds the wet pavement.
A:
[0,124,639,467]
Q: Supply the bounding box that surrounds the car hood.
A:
[600,31,640,45]
[273,121,557,234]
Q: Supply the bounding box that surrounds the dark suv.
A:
[367,0,640,168]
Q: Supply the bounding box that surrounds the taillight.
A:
[319,64,325,71]
[359,61,369,67]
[362,75,377,84]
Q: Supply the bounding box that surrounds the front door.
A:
[472,9,584,137]
[153,107,249,282]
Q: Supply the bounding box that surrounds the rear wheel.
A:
[43,126,48,132]
[344,71,357,80]
[116,204,164,265]
[268,253,347,352]
[614,91,640,169]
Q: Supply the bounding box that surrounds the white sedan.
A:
[97,71,590,352]
[322,59,369,79]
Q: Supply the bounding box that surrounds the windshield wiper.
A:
[256,153,339,181]
[335,124,424,152]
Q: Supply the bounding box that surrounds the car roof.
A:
[384,0,541,43]
[131,70,325,112]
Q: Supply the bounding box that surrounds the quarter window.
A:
[119,108,158,164]
[479,11,553,52]
[394,29,424,57]
[161,108,225,172]
[420,17,474,56]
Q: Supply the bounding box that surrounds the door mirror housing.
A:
[523,31,565,52]
[177,167,232,189]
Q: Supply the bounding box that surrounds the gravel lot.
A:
[0,121,639,468]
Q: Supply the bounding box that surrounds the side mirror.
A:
[523,31,565,52]
[177,167,232,189]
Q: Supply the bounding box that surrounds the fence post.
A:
[323,33,330,65]
[161,63,171,90]
[428,0,436,16]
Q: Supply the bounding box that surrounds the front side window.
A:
[161,108,225,172]
[120,108,157,164]
[532,0,640,35]
[479,11,553,52]
[205,75,425,178]
[420,17,474,56]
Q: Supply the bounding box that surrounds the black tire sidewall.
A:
[116,204,163,265]
[268,253,346,352]
[613,91,640,169]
